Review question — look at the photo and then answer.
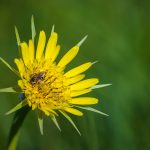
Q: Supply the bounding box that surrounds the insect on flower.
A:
[0,16,111,135]
[30,71,46,84]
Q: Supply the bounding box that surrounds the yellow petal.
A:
[64,107,83,116]
[36,31,46,60]
[64,62,92,78]
[45,32,58,60]
[70,97,98,105]
[66,74,85,85]
[57,46,79,67]
[71,89,91,97]
[28,40,35,63]
[70,78,99,91]
[14,59,25,76]
[14,59,21,72]
[20,42,29,65]
[51,45,60,62]
[32,104,37,110]
[18,80,25,89]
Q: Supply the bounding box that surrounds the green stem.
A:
[6,106,30,150]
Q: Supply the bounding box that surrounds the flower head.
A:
[1,17,110,134]
[16,29,100,114]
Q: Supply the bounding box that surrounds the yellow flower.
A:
[15,30,99,113]
[0,17,110,134]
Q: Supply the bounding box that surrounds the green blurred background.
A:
[0,0,150,149]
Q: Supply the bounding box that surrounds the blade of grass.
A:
[59,110,81,135]
[75,106,109,116]
[50,115,61,131]
[0,87,17,93]
[0,57,19,76]
[14,26,21,46]
[90,84,112,90]
[38,110,44,135]
[5,100,27,115]
[14,26,22,57]
[31,15,36,42]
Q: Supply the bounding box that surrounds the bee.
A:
[30,71,46,85]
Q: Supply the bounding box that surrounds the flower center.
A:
[18,60,71,111]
